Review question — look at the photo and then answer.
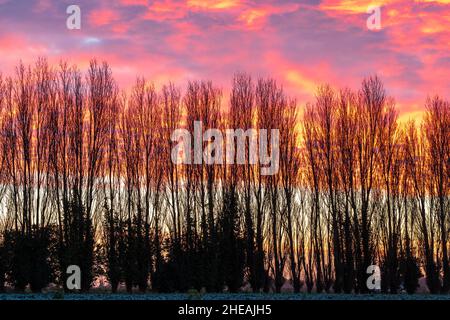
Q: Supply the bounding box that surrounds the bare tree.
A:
[423,96,450,293]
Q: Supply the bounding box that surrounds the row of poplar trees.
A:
[0,58,449,294]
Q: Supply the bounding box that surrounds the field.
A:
[1,293,450,301]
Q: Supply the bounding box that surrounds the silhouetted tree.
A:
[0,58,448,295]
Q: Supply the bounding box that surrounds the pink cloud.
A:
[0,0,447,121]
[89,8,120,26]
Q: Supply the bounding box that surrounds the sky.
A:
[0,0,448,122]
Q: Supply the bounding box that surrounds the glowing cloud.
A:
[0,0,446,120]
[187,0,240,10]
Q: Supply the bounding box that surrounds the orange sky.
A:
[0,0,448,121]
